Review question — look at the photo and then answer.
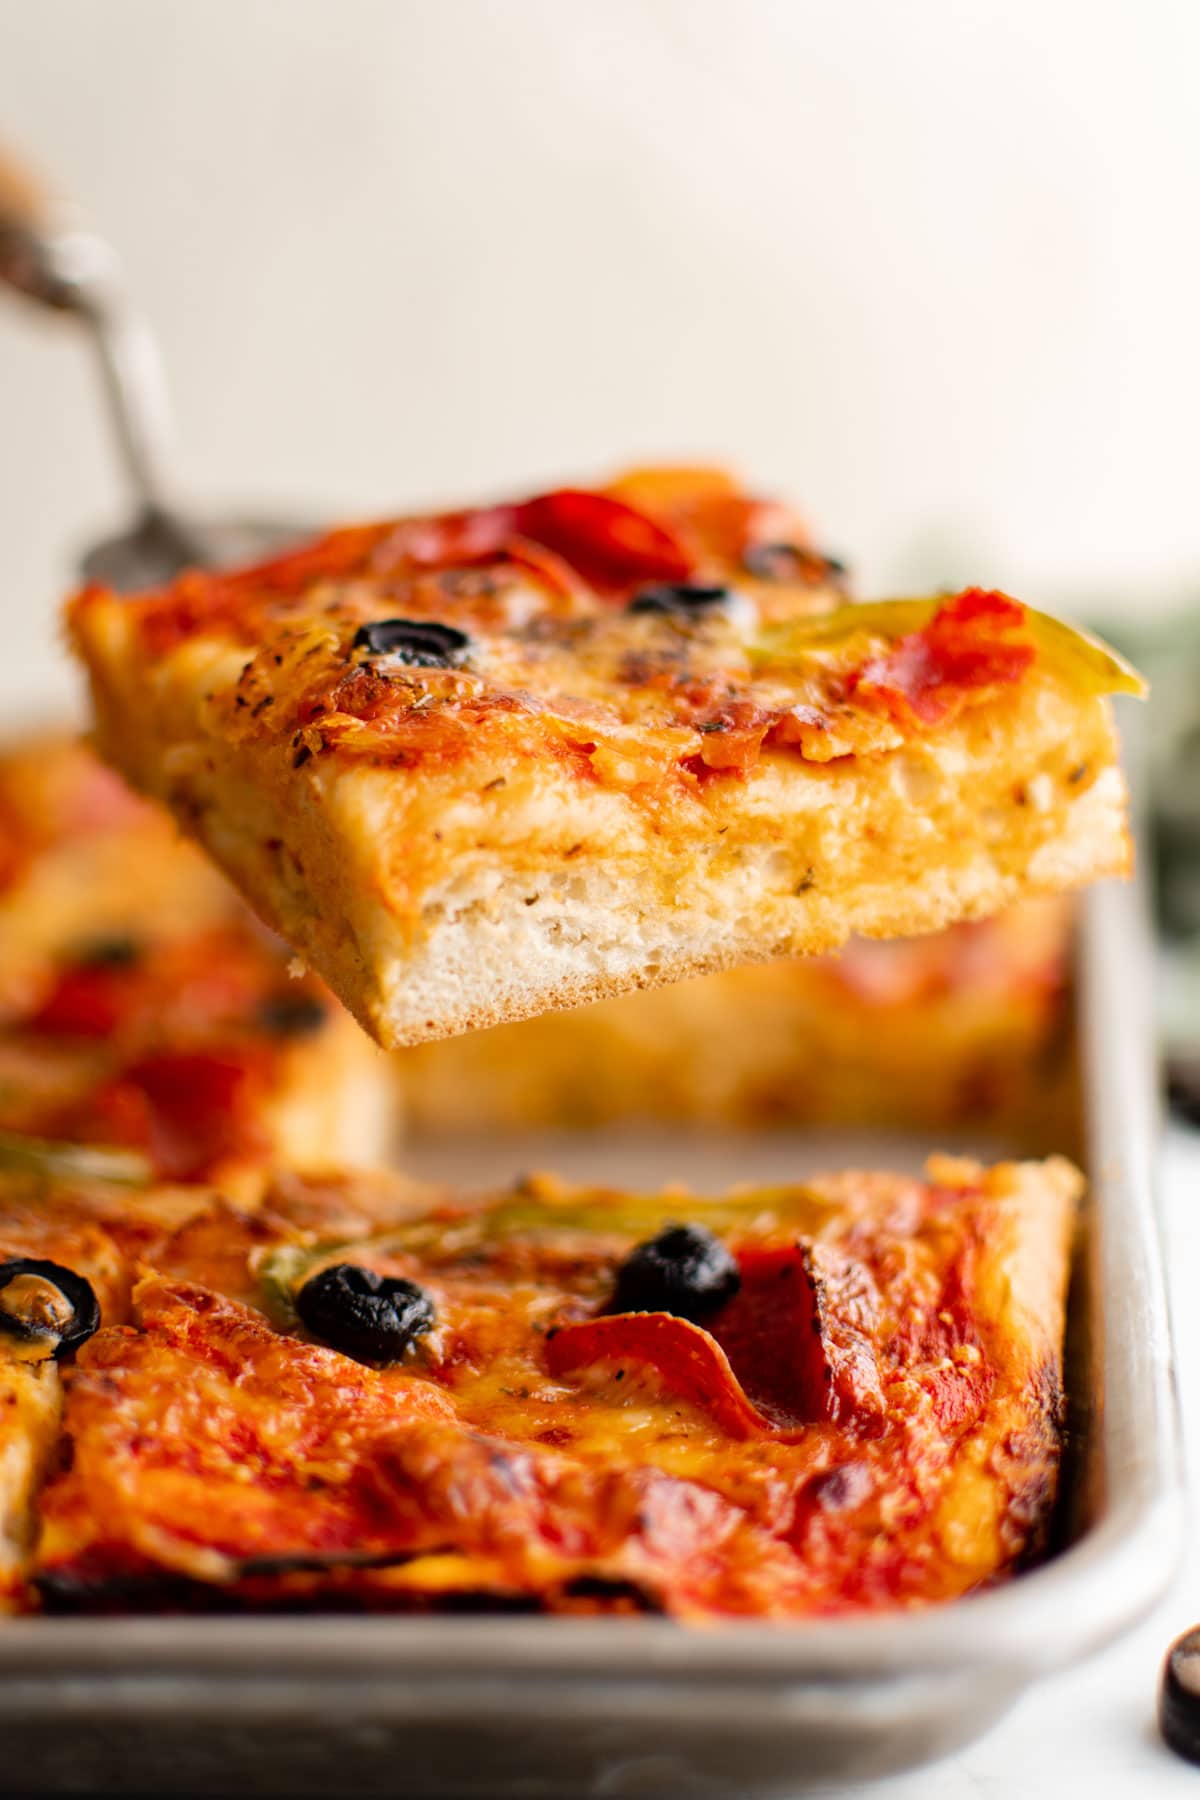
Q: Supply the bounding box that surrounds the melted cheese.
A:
[27,1155,1079,1619]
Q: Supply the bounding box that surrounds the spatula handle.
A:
[0,137,183,518]
[0,136,83,309]
[0,138,53,232]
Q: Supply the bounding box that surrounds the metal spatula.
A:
[0,139,312,590]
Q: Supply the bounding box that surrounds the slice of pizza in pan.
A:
[27,1152,1077,1619]
[0,1142,183,1608]
[0,1142,440,1609]
[0,734,391,1192]
[67,464,1143,1048]
[0,731,235,1015]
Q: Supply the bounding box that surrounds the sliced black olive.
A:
[1161,1626,1200,1764]
[296,1262,436,1365]
[0,1258,100,1361]
[627,582,737,617]
[352,618,471,667]
[610,1223,740,1323]
[256,991,328,1038]
[742,542,848,584]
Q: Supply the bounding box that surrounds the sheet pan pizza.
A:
[0,460,1143,1625]
[67,466,1140,1048]
[0,1148,1076,1619]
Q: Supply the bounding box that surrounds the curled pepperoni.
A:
[514,490,692,594]
[544,1313,775,1439]
[708,1245,834,1428]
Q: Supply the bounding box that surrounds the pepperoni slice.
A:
[544,1313,774,1439]
[28,964,134,1038]
[514,490,693,594]
[85,1049,271,1182]
[849,589,1035,726]
[708,1245,833,1428]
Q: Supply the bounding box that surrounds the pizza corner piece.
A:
[0,733,393,1194]
[65,464,1145,1049]
[0,1147,1078,1617]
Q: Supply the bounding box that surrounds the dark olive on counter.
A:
[0,1258,101,1361]
[610,1223,741,1323]
[352,619,471,667]
[1161,1626,1200,1764]
[296,1262,436,1365]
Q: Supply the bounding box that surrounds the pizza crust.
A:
[80,628,1126,1046]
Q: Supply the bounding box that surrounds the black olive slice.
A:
[296,1262,436,1365]
[0,1258,100,1361]
[256,992,328,1038]
[352,619,471,667]
[742,542,848,584]
[627,582,737,618]
[610,1223,741,1323]
[1161,1627,1200,1764]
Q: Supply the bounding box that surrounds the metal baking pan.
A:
[0,873,1181,1798]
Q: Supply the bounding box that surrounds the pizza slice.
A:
[25,1152,1078,1618]
[0,731,234,1014]
[67,465,1142,1048]
[0,735,391,1192]
[0,1141,198,1606]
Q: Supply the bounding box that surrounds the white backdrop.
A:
[1,0,1198,719]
